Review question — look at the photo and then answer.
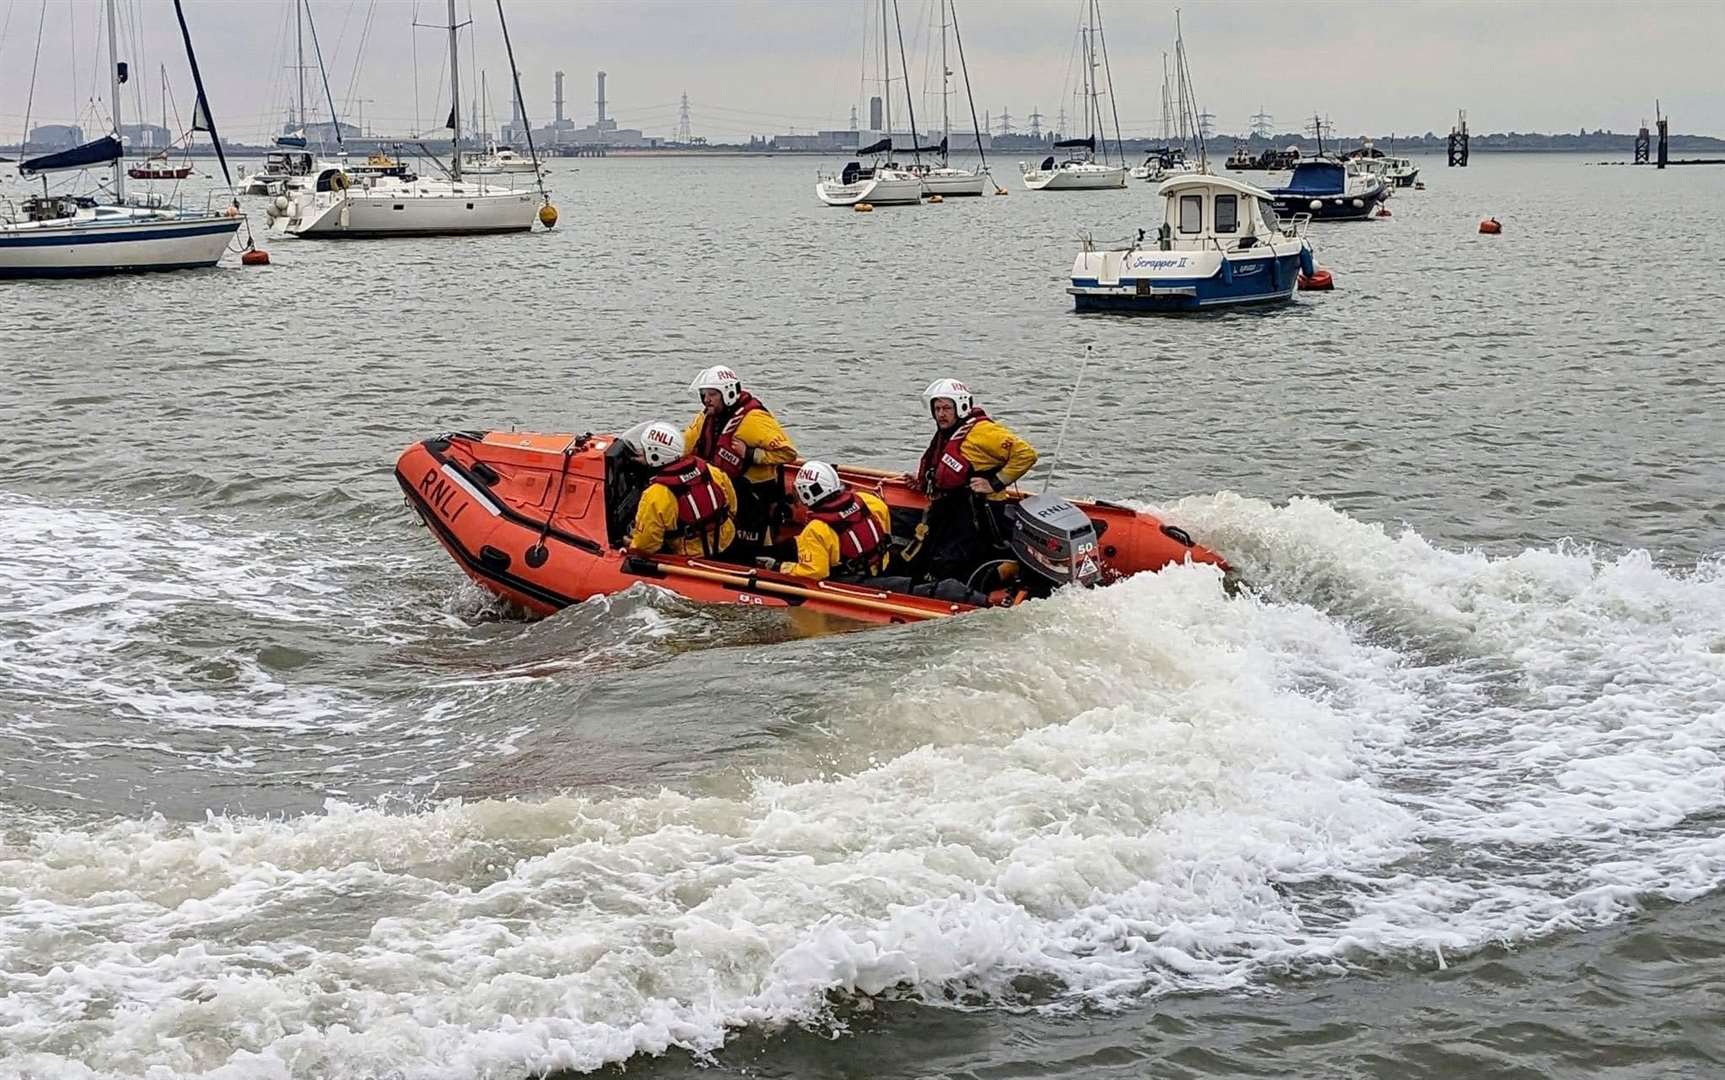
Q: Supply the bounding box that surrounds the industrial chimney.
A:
[596,70,608,125]
[554,70,566,124]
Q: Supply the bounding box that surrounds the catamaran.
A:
[0,0,242,278]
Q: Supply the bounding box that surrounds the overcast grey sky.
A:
[3,0,1721,144]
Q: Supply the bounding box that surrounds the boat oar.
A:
[634,558,963,621]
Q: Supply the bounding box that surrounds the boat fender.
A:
[479,545,512,573]
[1299,245,1316,278]
[524,544,549,568]
[1352,198,1364,208]
[1309,199,1322,211]
[1160,524,1195,548]
[1219,257,1234,285]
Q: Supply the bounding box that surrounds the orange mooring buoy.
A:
[1479,217,1502,234]
[1297,268,1335,291]
[241,248,271,266]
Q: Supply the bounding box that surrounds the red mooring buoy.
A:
[1376,206,1392,217]
[1297,268,1335,291]
[241,248,271,266]
[1479,217,1502,235]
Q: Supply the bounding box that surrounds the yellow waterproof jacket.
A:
[785,491,891,581]
[960,418,1038,501]
[627,467,738,556]
[684,404,799,486]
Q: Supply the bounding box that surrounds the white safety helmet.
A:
[922,378,973,418]
[690,365,743,407]
[627,420,686,468]
[793,460,844,507]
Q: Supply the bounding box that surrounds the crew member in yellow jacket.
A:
[772,461,893,582]
[623,421,737,558]
[908,378,1038,583]
[684,365,799,561]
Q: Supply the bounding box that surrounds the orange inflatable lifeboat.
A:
[394,430,1231,625]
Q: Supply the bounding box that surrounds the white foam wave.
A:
[2,495,1722,1078]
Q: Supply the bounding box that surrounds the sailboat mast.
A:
[296,0,306,132]
[160,64,167,136]
[891,0,921,166]
[1160,55,1170,143]
[938,0,952,151]
[879,0,893,150]
[448,0,463,179]
[107,0,123,201]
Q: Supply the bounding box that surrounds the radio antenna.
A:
[1042,343,1092,494]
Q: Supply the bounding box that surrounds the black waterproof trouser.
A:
[914,493,1013,585]
[724,479,788,563]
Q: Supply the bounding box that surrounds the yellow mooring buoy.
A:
[538,203,559,229]
[853,202,874,213]
[928,194,944,204]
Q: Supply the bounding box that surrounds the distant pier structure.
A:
[1635,101,1725,167]
[1447,109,1469,167]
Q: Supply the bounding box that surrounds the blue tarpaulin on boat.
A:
[19,136,122,175]
[1277,161,1347,195]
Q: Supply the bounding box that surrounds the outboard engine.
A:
[1009,494,1103,590]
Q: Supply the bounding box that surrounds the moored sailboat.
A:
[1021,0,1126,191]
[0,0,242,278]
[271,0,549,238]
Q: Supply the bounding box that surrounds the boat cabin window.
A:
[1214,194,1239,233]
[1178,194,1203,234]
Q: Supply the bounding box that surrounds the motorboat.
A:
[395,430,1229,624]
[242,149,320,195]
[1068,173,1314,313]
[1383,156,1419,187]
[1266,159,1389,221]
[460,143,543,175]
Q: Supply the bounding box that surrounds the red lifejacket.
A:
[915,408,991,495]
[654,455,730,551]
[810,492,889,575]
[696,392,767,477]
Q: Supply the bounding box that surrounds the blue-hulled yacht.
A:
[1068,174,1315,313]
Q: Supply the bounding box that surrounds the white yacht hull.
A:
[0,213,240,278]
[276,184,539,238]
[815,173,923,206]
[1021,165,1127,191]
[917,169,990,196]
